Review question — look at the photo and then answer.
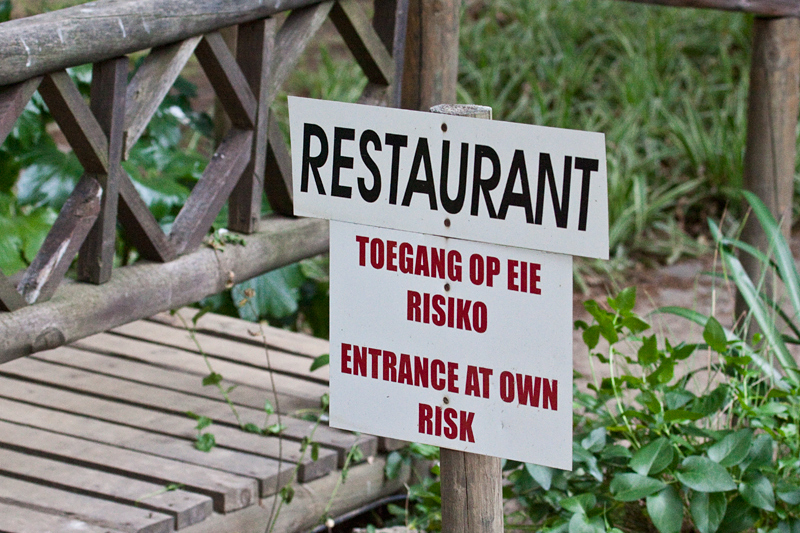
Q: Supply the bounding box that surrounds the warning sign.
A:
[329,221,573,468]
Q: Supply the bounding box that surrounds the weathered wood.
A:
[264,110,295,215]
[169,128,253,255]
[228,18,275,233]
[113,320,330,382]
[401,0,460,111]
[78,56,127,284]
[37,70,109,172]
[124,36,203,158]
[0,395,294,498]
[0,372,336,483]
[0,474,174,533]
[618,0,800,16]
[0,500,126,533]
[17,175,102,304]
[184,456,411,533]
[0,77,40,145]
[195,32,256,129]
[268,2,335,102]
[0,419,256,513]
[35,344,321,416]
[0,0,325,87]
[77,331,327,401]
[357,81,392,107]
[373,0,409,108]
[330,0,394,86]
[0,446,213,530]
[737,17,800,323]
[0,216,328,361]
[440,450,503,533]
[152,308,329,359]
[0,272,26,311]
[431,104,502,533]
[118,170,177,262]
[4,353,374,467]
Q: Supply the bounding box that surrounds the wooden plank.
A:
[0,474,173,533]
[124,36,203,158]
[153,308,329,359]
[169,128,253,255]
[34,345,321,416]
[0,77,41,145]
[330,0,394,86]
[268,2,335,101]
[737,17,800,320]
[16,174,102,304]
[78,56,128,284]
[181,456,411,533]
[112,320,330,382]
[357,81,391,107]
[2,355,376,467]
[0,0,325,87]
[0,374,337,483]
[0,447,213,530]
[0,272,26,312]
[195,32,256,129]
[0,216,328,363]
[0,395,293,498]
[118,169,177,262]
[228,18,275,233]
[0,500,126,533]
[440,449,503,533]
[37,70,109,173]
[617,0,800,16]
[264,110,295,215]
[0,419,256,513]
[76,331,328,400]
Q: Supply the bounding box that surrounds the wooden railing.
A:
[0,0,408,361]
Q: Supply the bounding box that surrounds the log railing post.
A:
[430,103,504,533]
[737,17,800,324]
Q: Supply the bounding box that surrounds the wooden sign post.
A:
[289,96,608,533]
[430,103,502,533]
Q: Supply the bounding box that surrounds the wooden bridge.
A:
[0,0,797,531]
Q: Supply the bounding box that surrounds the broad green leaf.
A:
[703,316,727,353]
[622,316,649,334]
[647,359,675,385]
[692,386,728,417]
[675,456,736,492]
[629,437,673,476]
[263,399,275,415]
[0,0,11,23]
[385,451,404,480]
[776,482,800,506]
[194,416,212,431]
[233,263,305,321]
[609,287,636,313]
[707,429,752,467]
[665,389,695,410]
[583,325,600,350]
[560,493,596,514]
[610,473,666,502]
[310,353,329,372]
[526,463,553,490]
[663,409,703,422]
[717,496,757,533]
[741,434,774,472]
[573,443,602,482]
[243,423,261,434]
[690,491,727,533]
[202,372,223,387]
[647,485,683,533]
[638,335,658,365]
[568,511,605,533]
[739,472,775,511]
[194,432,216,452]
[581,427,606,453]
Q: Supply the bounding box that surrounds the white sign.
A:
[329,221,573,468]
[289,96,609,259]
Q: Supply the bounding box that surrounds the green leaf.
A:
[675,456,736,492]
[776,482,800,506]
[630,437,674,476]
[741,434,774,472]
[581,427,606,453]
[568,511,605,533]
[665,389,696,410]
[707,429,752,467]
[703,316,727,353]
[265,423,286,435]
[622,316,650,334]
[280,485,295,504]
[739,472,775,511]
[610,473,666,502]
[310,442,319,462]
[560,493,596,514]
[243,423,262,434]
[692,386,728,417]
[232,264,305,321]
[663,409,703,422]
[638,334,658,365]
[647,359,675,386]
[202,372,223,387]
[385,451,404,480]
[525,463,553,491]
[194,432,216,452]
[194,416,212,431]
[690,491,727,533]
[310,353,329,372]
[647,485,683,533]
[609,286,637,314]
[0,0,11,23]
[583,325,600,350]
[717,496,757,533]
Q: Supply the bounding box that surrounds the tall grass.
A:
[459,0,754,271]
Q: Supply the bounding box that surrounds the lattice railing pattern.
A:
[0,0,406,312]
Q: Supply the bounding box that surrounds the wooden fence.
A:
[0,0,407,362]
